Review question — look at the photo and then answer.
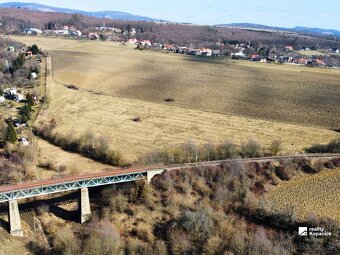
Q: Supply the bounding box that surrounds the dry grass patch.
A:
[37,139,114,177]
[11,36,340,162]
[12,36,340,129]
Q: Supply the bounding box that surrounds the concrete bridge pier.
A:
[79,188,91,224]
[146,169,165,183]
[8,200,23,237]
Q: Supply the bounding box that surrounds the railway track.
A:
[0,153,339,195]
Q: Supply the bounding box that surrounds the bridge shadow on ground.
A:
[0,191,80,231]
[0,218,9,231]
[49,204,78,222]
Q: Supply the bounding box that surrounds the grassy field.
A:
[11,36,340,161]
[15,36,340,129]
[266,168,340,221]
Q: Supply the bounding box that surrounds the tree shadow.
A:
[26,240,52,255]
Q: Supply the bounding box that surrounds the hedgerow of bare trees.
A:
[34,119,122,166]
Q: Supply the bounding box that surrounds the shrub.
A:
[84,220,122,255]
[6,122,17,143]
[168,229,192,255]
[249,228,274,255]
[139,181,154,207]
[110,194,129,213]
[136,224,154,243]
[203,235,224,255]
[125,238,153,255]
[192,178,211,197]
[217,140,236,159]
[179,206,214,242]
[153,240,168,255]
[53,227,81,255]
[306,139,340,153]
[229,234,247,255]
[132,116,141,122]
[240,139,262,158]
[268,140,283,156]
[164,97,175,102]
[66,84,79,90]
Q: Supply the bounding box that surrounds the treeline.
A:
[29,157,340,255]
[33,119,122,166]
[1,8,340,49]
[139,139,283,165]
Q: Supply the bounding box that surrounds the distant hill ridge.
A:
[0,2,166,22]
[0,2,339,38]
[217,23,340,37]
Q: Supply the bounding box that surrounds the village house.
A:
[130,28,136,35]
[25,51,33,58]
[163,44,175,51]
[285,45,293,51]
[9,88,17,95]
[140,40,152,47]
[18,137,29,146]
[331,48,339,53]
[176,47,189,54]
[23,28,43,35]
[15,94,24,102]
[0,96,5,103]
[315,59,326,66]
[250,53,260,61]
[30,72,37,80]
[231,52,246,59]
[113,28,122,34]
[70,30,82,37]
[127,38,138,44]
[212,50,221,57]
[296,58,307,65]
[88,32,99,40]
[201,48,212,56]
[8,46,15,52]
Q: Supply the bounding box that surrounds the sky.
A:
[0,0,339,29]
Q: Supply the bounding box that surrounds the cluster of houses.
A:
[247,53,328,67]
[7,45,38,60]
[24,25,82,37]
[21,25,340,68]
[0,87,39,146]
[128,40,222,57]
[127,39,338,67]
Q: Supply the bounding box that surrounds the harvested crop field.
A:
[266,169,340,221]
[11,36,340,161]
[14,36,340,129]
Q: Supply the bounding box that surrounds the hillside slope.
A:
[0,2,163,21]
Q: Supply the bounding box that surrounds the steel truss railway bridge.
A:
[0,154,339,236]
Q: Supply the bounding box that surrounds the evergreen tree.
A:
[12,53,25,71]
[31,44,39,55]
[26,92,34,107]
[19,104,32,123]
[6,122,17,143]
